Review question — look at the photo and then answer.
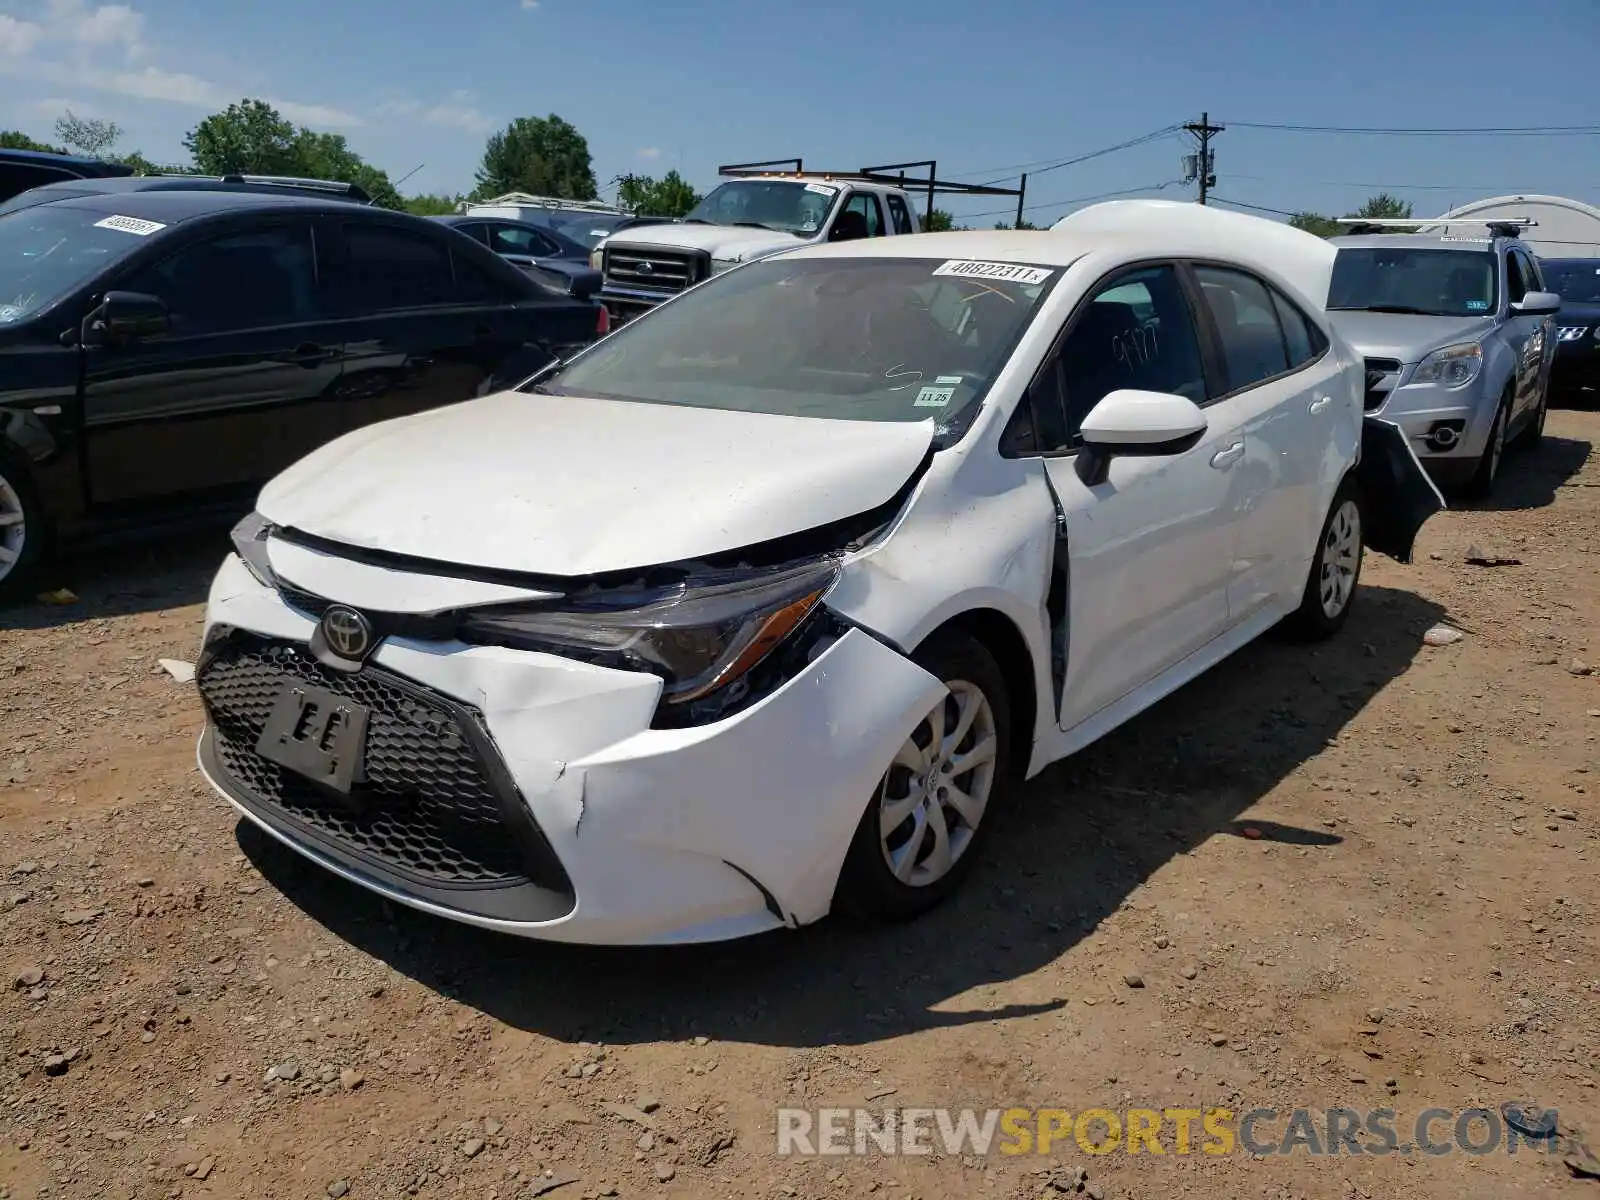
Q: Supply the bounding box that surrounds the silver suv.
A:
[1326,220,1560,497]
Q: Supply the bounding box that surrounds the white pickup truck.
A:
[596,172,924,320]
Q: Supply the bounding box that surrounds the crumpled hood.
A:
[602,221,807,263]
[255,390,934,579]
[1325,311,1495,364]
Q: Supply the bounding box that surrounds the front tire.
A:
[0,450,45,601]
[1288,476,1363,641]
[834,630,1014,923]
[1463,387,1511,499]
[1513,378,1547,451]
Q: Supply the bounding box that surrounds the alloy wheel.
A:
[0,471,27,585]
[1319,499,1361,619]
[877,680,998,888]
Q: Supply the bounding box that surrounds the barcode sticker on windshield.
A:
[933,260,1053,285]
[804,182,837,195]
[94,215,167,237]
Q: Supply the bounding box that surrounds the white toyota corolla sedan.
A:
[195,200,1441,945]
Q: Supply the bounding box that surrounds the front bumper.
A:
[1370,375,1495,467]
[194,556,944,945]
[1553,339,1600,395]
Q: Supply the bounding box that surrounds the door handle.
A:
[287,342,337,368]
[1309,395,1332,414]
[1210,441,1245,470]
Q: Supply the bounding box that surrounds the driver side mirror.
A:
[1078,389,1208,486]
[1511,290,1561,316]
[87,290,170,345]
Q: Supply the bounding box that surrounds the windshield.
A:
[0,205,152,323]
[1329,246,1498,317]
[553,214,638,249]
[1541,259,1600,305]
[537,256,1058,423]
[682,180,840,235]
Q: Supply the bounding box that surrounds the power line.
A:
[962,126,1184,188]
[1221,172,1534,192]
[951,179,1188,223]
[946,127,1186,183]
[1208,196,1300,218]
[1221,120,1600,137]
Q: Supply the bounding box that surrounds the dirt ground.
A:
[3,410,1599,1200]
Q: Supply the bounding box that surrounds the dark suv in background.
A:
[0,148,135,207]
[0,188,607,595]
[1542,258,1600,404]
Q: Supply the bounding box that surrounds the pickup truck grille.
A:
[1363,357,1402,411]
[602,246,707,296]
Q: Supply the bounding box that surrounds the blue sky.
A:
[1,0,1596,224]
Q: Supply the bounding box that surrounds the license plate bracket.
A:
[255,684,370,797]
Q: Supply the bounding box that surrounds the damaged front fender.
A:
[1357,416,1446,563]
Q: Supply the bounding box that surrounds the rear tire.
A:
[0,448,45,602]
[1462,387,1511,499]
[1287,475,1363,642]
[834,630,1015,923]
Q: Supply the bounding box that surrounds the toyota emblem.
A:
[320,605,373,661]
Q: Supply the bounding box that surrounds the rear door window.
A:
[886,194,915,235]
[1194,266,1290,392]
[334,223,455,310]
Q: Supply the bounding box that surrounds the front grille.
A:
[198,633,568,894]
[602,245,706,295]
[1363,357,1401,411]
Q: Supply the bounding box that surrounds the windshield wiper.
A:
[681,218,712,225]
[731,221,785,233]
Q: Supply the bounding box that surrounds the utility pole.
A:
[1183,112,1224,205]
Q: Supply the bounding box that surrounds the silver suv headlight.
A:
[1411,342,1482,387]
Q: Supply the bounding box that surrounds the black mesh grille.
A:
[198,633,566,891]
[1363,357,1401,411]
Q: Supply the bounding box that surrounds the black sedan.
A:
[1543,258,1600,404]
[0,189,607,596]
[430,213,603,299]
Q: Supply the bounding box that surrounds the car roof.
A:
[786,201,1343,315]
[32,188,375,222]
[0,147,133,174]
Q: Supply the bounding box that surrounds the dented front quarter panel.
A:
[826,434,1060,777]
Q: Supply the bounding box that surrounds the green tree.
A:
[473,115,597,201]
[183,100,403,209]
[923,208,954,232]
[1289,212,1342,238]
[184,99,301,175]
[1349,192,1413,222]
[0,130,66,153]
[993,218,1039,230]
[54,111,121,158]
[293,129,402,209]
[614,169,700,218]
[403,193,464,216]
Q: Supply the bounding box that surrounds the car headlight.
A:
[710,256,742,275]
[1411,342,1482,387]
[589,247,604,270]
[230,511,277,587]
[456,557,841,705]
